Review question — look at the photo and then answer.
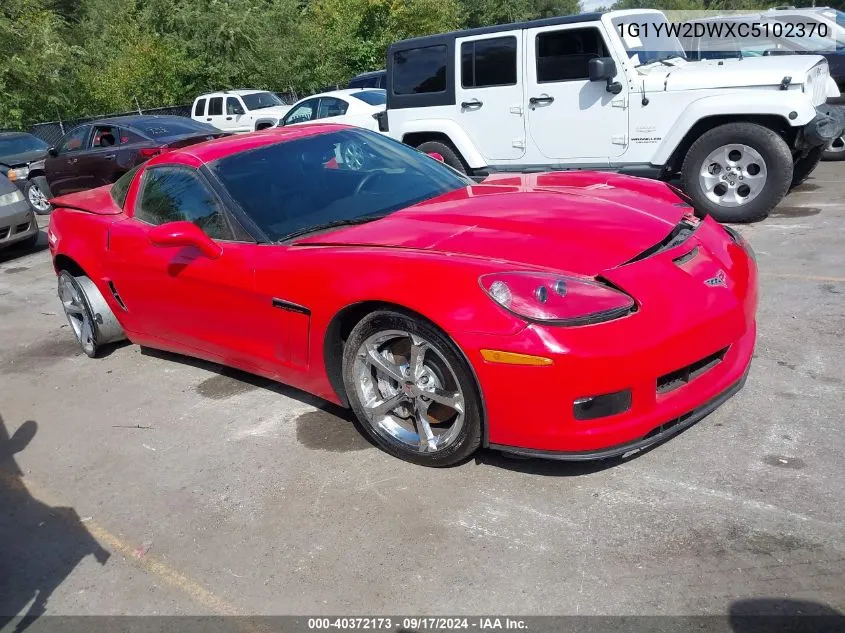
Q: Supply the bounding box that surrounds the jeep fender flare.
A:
[652,93,818,166]
[399,120,487,169]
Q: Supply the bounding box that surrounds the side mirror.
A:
[588,57,623,94]
[148,221,222,260]
[48,147,58,157]
[427,151,444,162]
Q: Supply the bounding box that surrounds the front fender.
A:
[651,93,817,165]
[399,119,487,169]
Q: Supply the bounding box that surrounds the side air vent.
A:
[107,281,128,311]
[622,218,701,266]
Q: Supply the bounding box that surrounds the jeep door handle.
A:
[461,99,483,110]
[529,95,555,106]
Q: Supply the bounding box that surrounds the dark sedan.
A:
[44,116,224,197]
[0,131,54,215]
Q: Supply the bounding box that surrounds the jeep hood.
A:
[641,55,827,92]
[294,175,690,277]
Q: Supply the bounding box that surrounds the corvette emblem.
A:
[704,271,727,288]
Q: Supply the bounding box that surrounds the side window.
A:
[58,126,90,154]
[461,36,517,88]
[136,167,233,241]
[536,27,609,83]
[92,125,118,148]
[317,98,349,119]
[392,45,447,94]
[208,97,223,116]
[226,97,245,115]
[194,98,206,117]
[284,99,318,125]
[119,129,146,145]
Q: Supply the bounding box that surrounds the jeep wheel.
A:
[791,146,823,189]
[681,122,793,223]
[822,134,845,161]
[416,141,468,175]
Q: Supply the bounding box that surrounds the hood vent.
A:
[621,218,701,267]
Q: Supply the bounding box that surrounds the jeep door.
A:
[454,33,526,162]
[523,23,629,162]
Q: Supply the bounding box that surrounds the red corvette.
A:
[47,124,757,466]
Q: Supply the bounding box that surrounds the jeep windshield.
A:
[611,15,687,67]
[210,128,472,242]
[242,92,286,111]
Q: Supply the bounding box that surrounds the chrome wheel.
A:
[698,144,767,208]
[27,184,51,213]
[341,141,366,170]
[826,135,845,155]
[59,274,96,357]
[352,329,465,453]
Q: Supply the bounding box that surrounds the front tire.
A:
[25,179,52,215]
[680,122,793,223]
[342,310,482,467]
[58,272,100,358]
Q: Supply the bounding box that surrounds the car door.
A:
[205,96,226,130]
[83,124,123,187]
[523,23,629,163]
[44,125,95,196]
[106,165,266,366]
[282,98,320,126]
[454,33,526,163]
[225,96,251,133]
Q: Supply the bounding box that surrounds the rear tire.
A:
[791,146,823,188]
[416,140,468,175]
[342,310,482,467]
[680,122,793,223]
[823,135,845,161]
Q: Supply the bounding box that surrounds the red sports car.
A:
[47,124,757,467]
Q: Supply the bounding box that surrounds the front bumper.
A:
[0,201,38,250]
[803,104,845,147]
[453,219,757,459]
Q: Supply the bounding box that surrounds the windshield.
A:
[611,15,687,65]
[351,90,386,105]
[0,134,49,158]
[241,92,285,110]
[210,129,472,242]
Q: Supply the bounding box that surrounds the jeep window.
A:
[462,37,517,88]
[536,28,609,82]
[194,98,206,117]
[610,15,686,65]
[393,45,447,94]
[209,97,223,116]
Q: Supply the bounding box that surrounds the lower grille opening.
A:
[657,347,729,395]
[0,227,9,240]
[15,222,30,234]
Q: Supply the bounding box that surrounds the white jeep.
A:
[384,9,845,222]
[191,90,292,134]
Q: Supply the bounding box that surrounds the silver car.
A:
[0,172,38,251]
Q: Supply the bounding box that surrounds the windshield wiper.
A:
[279,214,387,242]
[635,54,684,68]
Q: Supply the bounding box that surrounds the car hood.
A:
[294,175,689,277]
[641,55,827,92]
[0,149,48,168]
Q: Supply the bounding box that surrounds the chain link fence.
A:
[26,90,302,145]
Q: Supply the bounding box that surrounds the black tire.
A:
[680,122,793,223]
[822,135,845,161]
[342,310,482,467]
[416,140,468,175]
[791,146,823,189]
[58,271,101,358]
[25,179,52,215]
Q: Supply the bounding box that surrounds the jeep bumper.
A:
[803,105,845,147]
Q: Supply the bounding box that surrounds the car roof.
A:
[196,89,267,99]
[85,114,191,128]
[153,123,351,165]
[299,88,385,101]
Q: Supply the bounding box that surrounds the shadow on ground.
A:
[0,414,109,631]
[729,598,845,633]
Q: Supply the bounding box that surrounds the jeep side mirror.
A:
[588,57,623,95]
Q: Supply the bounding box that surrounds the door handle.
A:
[206,118,212,121]
[226,116,233,120]
[69,158,78,164]
[529,95,555,106]
[461,99,483,110]
[104,154,116,160]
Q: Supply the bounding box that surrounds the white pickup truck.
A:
[191,90,292,134]
[383,9,845,221]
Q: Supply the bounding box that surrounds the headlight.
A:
[0,190,25,206]
[480,272,635,326]
[5,166,29,182]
